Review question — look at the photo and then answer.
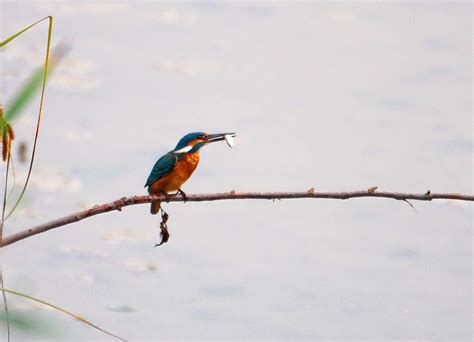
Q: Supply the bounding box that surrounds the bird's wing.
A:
[145,153,178,187]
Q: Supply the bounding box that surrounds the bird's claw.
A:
[176,189,188,203]
[159,191,171,203]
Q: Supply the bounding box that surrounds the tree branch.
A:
[1,190,472,247]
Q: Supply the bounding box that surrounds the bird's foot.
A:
[160,191,171,203]
[154,209,170,247]
[176,188,188,203]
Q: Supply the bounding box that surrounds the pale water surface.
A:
[0,1,472,340]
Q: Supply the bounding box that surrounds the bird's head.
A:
[173,132,236,154]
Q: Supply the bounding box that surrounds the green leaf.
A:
[0,288,126,341]
[4,68,48,122]
[0,310,61,337]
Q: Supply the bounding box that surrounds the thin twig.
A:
[0,151,11,341]
[0,288,126,341]
[0,190,472,248]
[0,273,9,341]
[3,16,54,221]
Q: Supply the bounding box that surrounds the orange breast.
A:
[149,152,200,194]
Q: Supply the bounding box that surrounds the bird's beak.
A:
[205,133,237,144]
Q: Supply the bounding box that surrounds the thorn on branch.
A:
[307,187,315,193]
[401,198,417,213]
[367,186,378,193]
[113,198,127,211]
[230,190,236,195]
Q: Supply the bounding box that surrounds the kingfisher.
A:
[145,132,236,214]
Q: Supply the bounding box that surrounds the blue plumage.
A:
[174,132,205,151]
[145,131,235,220]
[189,141,207,153]
[145,153,178,187]
[146,132,206,187]
[146,131,236,190]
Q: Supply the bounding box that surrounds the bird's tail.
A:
[150,201,161,215]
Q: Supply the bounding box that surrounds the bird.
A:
[145,132,236,215]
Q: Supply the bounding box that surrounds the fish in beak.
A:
[206,133,237,148]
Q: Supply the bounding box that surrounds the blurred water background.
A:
[0,1,472,340]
